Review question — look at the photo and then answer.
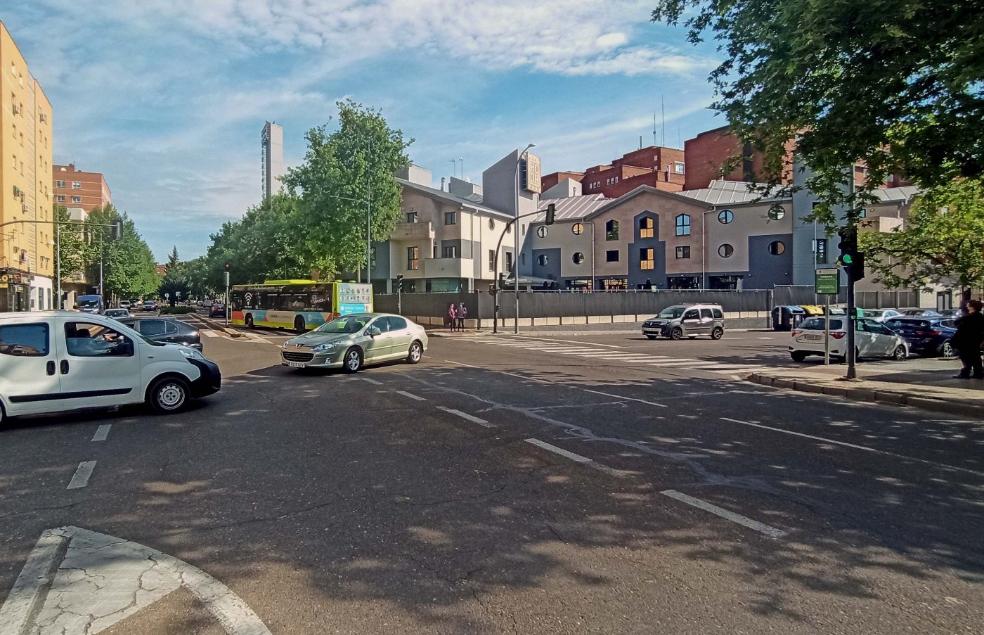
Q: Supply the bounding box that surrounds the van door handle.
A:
[60,360,69,375]
[46,361,56,376]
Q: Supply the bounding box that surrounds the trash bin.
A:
[772,305,806,331]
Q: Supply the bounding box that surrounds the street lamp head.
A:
[521,143,535,156]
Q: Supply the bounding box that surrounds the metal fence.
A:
[772,285,918,309]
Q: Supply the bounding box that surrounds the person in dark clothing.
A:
[953,299,984,379]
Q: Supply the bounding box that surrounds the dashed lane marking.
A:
[436,406,492,427]
[357,376,382,385]
[66,461,96,490]
[661,489,787,539]
[90,425,111,442]
[525,438,624,477]
[395,390,426,401]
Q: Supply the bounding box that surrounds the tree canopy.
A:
[652,1,984,225]
[84,205,159,300]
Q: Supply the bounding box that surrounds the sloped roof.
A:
[869,185,920,203]
[397,177,512,218]
[677,180,787,205]
[532,194,608,222]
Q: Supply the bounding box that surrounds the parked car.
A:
[0,312,220,423]
[142,300,159,312]
[789,316,908,362]
[119,317,203,350]
[119,301,130,310]
[281,313,427,372]
[938,308,964,319]
[642,304,725,340]
[861,308,902,323]
[884,317,957,357]
[76,294,103,314]
[898,308,942,317]
[102,308,131,321]
[209,303,226,318]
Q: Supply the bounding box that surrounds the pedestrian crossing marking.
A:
[201,329,220,338]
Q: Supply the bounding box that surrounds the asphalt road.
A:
[1,327,982,633]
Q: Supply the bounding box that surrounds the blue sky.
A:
[3,0,723,261]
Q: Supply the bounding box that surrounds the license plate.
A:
[804,334,822,341]
[286,361,306,368]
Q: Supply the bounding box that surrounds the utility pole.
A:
[515,144,535,334]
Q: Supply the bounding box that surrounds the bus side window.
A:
[311,294,330,311]
[290,294,307,309]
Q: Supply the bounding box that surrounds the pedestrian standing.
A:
[953,299,984,379]
[457,302,468,331]
[447,302,458,332]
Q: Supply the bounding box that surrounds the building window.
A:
[675,246,691,259]
[768,240,786,255]
[407,246,420,270]
[639,217,654,239]
[814,238,828,264]
[489,218,495,230]
[571,223,584,236]
[605,219,619,240]
[443,245,457,258]
[572,252,585,265]
[536,225,548,238]
[640,248,655,270]
[537,254,549,266]
[489,249,495,271]
[673,162,685,174]
[56,195,65,203]
[505,223,512,234]
[72,181,82,189]
[768,205,785,220]
[674,214,691,236]
[54,179,64,188]
[71,196,81,204]
[606,250,620,263]
[718,244,734,258]
[717,209,734,224]
[405,211,417,223]
[505,252,514,272]
[444,211,456,225]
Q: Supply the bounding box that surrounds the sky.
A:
[3,0,723,261]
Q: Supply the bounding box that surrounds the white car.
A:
[861,308,902,323]
[0,311,221,423]
[789,316,908,362]
[102,308,131,321]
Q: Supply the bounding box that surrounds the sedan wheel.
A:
[343,347,363,373]
[407,340,423,364]
[892,345,907,361]
[940,340,955,358]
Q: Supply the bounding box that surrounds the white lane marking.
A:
[358,376,382,385]
[90,425,111,442]
[201,329,220,338]
[581,388,668,408]
[661,490,787,539]
[518,336,624,348]
[0,526,271,635]
[395,390,426,402]
[720,417,984,477]
[66,461,96,490]
[525,438,624,477]
[436,406,492,427]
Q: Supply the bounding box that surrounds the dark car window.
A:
[163,321,181,335]
[386,316,408,331]
[712,308,723,319]
[139,320,166,336]
[0,323,50,356]
[64,322,133,357]
[683,309,699,320]
[172,321,196,334]
[700,309,713,319]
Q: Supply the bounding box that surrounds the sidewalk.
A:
[748,358,984,418]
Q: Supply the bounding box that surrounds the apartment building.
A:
[261,121,284,200]
[541,145,685,199]
[371,150,541,293]
[53,163,112,211]
[0,21,54,312]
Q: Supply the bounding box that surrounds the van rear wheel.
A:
[148,376,190,414]
[710,327,724,340]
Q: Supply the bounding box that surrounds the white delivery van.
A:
[0,311,221,423]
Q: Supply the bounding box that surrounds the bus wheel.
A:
[245,314,254,328]
[294,316,306,333]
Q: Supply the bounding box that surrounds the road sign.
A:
[815,268,839,295]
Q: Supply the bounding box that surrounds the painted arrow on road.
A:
[0,526,270,634]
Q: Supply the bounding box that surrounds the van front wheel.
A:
[148,376,190,414]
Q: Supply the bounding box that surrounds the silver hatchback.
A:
[642,304,725,340]
[281,313,428,372]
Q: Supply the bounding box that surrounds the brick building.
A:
[684,126,795,191]
[541,145,685,199]
[53,163,112,212]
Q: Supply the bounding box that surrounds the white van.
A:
[0,312,221,424]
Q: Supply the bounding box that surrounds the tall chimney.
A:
[440,177,446,191]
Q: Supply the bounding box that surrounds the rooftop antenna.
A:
[661,95,666,147]
[652,113,658,147]
[639,135,643,149]
[449,159,456,179]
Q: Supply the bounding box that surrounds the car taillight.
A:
[831,332,847,339]
[930,330,942,336]
[791,330,801,337]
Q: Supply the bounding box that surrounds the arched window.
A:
[717,209,734,224]
[605,219,619,240]
[768,240,786,255]
[675,214,691,236]
[718,243,734,258]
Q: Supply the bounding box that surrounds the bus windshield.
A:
[314,315,371,334]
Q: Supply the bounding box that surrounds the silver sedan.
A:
[280,313,428,372]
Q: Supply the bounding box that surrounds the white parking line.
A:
[436,406,492,427]
[395,390,426,401]
[358,377,382,385]
[90,425,111,442]
[581,388,668,408]
[661,489,787,539]
[525,438,624,477]
[67,461,96,489]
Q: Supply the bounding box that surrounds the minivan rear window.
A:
[801,317,843,330]
[0,323,50,356]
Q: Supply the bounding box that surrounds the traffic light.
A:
[396,274,404,292]
[223,262,231,272]
[837,226,865,281]
[544,203,556,225]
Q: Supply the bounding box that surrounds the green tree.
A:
[55,205,89,281]
[652,1,984,224]
[861,179,984,297]
[183,256,214,300]
[158,246,189,306]
[85,205,159,302]
[282,99,412,278]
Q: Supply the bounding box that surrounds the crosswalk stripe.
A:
[201,329,219,338]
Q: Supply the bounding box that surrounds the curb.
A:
[199,315,244,338]
[747,373,984,418]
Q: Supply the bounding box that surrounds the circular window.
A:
[537,254,549,266]
[572,252,585,265]
[488,218,495,230]
[718,209,734,224]
[768,240,786,255]
[572,223,584,235]
[536,226,548,238]
[768,204,785,220]
[718,244,734,258]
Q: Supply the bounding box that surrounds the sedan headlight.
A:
[312,342,337,353]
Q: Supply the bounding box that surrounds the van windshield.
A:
[658,306,686,319]
[78,296,101,308]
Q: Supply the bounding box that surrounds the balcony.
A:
[392,220,434,242]
[423,257,470,278]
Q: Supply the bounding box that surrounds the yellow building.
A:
[0,21,54,312]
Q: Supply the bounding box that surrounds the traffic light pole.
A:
[846,271,857,379]
[491,206,555,334]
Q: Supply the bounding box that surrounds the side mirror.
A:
[367,326,382,337]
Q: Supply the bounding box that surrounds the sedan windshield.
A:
[315,315,370,334]
[658,306,686,319]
